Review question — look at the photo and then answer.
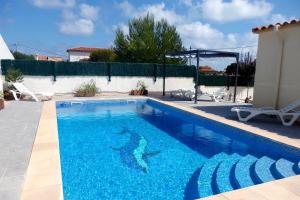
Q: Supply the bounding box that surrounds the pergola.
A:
[163,49,240,103]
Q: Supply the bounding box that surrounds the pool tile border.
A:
[21,97,300,200]
[21,101,63,200]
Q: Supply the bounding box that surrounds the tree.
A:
[89,49,116,62]
[11,51,35,60]
[225,52,256,80]
[114,14,185,64]
[225,52,256,97]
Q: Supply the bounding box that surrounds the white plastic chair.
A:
[188,87,228,102]
[231,99,300,126]
[10,82,53,102]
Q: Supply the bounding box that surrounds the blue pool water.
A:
[56,99,300,200]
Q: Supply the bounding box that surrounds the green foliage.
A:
[114,14,185,64]
[12,51,35,60]
[5,68,24,83]
[89,49,116,62]
[74,80,99,97]
[136,80,147,91]
[0,91,3,99]
[225,52,256,85]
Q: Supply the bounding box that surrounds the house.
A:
[252,19,300,108]
[199,66,218,74]
[35,55,64,62]
[66,47,105,62]
[0,34,14,93]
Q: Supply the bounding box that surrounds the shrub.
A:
[5,68,24,83]
[137,80,147,91]
[74,80,99,97]
[129,81,148,95]
[89,49,116,62]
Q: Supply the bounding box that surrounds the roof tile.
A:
[252,19,300,33]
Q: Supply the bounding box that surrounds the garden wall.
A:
[1,59,254,100]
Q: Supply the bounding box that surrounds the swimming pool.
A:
[56,99,300,200]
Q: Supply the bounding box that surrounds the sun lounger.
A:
[170,89,194,99]
[10,82,53,102]
[186,87,228,102]
[231,100,300,126]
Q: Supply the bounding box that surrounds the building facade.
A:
[67,47,103,62]
[252,20,300,108]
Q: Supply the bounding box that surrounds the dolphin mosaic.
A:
[111,127,160,173]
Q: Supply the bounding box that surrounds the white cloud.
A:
[32,0,99,35]
[268,14,295,24]
[59,18,94,35]
[113,23,129,35]
[118,1,183,24]
[32,0,75,9]
[59,3,99,36]
[177,22,237,49]
[118,1,136,17]
[201,0,273,22]
[179,0,193,7]
[80,4,99,20]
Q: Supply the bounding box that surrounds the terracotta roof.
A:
[35,55,48,61]
[35,55,64,61]
[199,66,217,73]
[252,19,300,33]
[66,47,107,53]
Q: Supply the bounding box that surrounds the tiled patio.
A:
[0,101,42,200]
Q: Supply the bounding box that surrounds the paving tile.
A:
[0,175,25,192]
[4,160,29,178]
[0,101,42,199]
[21,184,61,200]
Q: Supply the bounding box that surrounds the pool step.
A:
[234,154,257,188]
[215,153,241,193]
[273,158,297,179]
[253,156,276,183]
[198,152,228,198]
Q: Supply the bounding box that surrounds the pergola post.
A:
[195,50,199,104]
[163,54,166,96]
[233,55,239,103]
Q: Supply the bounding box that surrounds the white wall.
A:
[15,76,195,94]
[68,52,91,62]
[1,75,253,101]
[253,25,300,108]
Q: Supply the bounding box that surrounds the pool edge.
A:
[21,101,63,200]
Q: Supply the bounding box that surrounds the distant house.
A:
[35,55,64,62]
[67,47,105,62]
[199,66,218,75]
[252,19,300,108]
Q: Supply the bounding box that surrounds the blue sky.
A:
[0,0,299,69]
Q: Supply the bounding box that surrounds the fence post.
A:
[52,61,57,82]
[107,63,111,82]
[153,64,157,82]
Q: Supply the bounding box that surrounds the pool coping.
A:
[21,97,300,200]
